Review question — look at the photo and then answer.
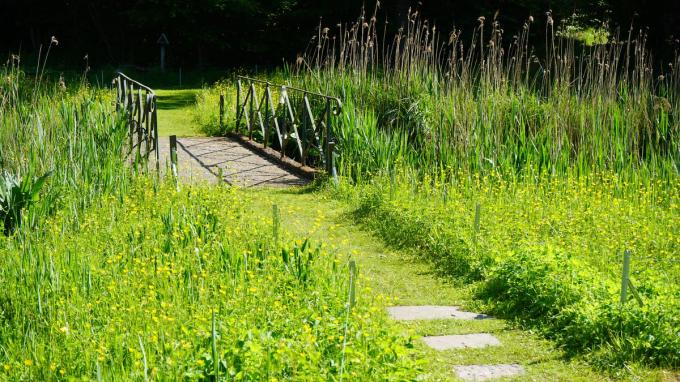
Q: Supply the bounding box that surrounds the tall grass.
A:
[0,179,419,379]
[293,5,679,184]
[0,57,129,235]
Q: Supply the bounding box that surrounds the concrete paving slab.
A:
[453,364,524,381]
[387,306,492,321]
[422,333,501,350]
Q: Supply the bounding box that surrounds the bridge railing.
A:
[112,72,159,170]
[231,76,342,176]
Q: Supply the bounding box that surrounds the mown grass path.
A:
[242,188,607,381]
[153,87,656,381]
[156,89,203,137]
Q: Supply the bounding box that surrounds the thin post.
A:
[301,93,309,165]
[264,83,270,148]
[211,310,218,380]
[136,88,143,160]
[170,135,178,179]
[272,204,280,245]
[219,93,225,130]
[144,91,151,159]
[325,99,332,173]
[153,97,159,173]
[128,83,134,153]
[348,260,356,308]
[620,249,631,306]
[249,82,255,140]
[115,77,122,111]
[329,141,338,184]
[235,79,242,130]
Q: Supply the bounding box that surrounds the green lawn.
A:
[239,187,675,381]
[155,89,204,137]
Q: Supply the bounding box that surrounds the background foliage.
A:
[2,0,679,68]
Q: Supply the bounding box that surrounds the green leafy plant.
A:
[0,170,50,235]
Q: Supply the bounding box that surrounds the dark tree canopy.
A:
[1,0,678,69]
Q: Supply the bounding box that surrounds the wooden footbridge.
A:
[112,73,341,187]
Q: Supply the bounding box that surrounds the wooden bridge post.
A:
[153,98,159,173]
[170,135,178,178]
[137,88,143,161]
[249,82,255,140]
[235,79,242,131]
[128,83,134,154]
[219,93,225,130]
[264,83,270,148]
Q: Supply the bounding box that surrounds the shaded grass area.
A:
[238,187,677,381]
[155,89,203,137]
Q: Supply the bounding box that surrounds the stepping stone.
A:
[453,364,525,381]
[387,305,491,321]
[422,333,500,350]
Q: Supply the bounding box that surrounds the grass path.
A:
[156,89,203,137]
[240,188,609,381]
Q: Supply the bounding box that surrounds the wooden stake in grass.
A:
[170,135,179,190]
[138,335,148,382]
[219,93,225,130]
[212,309,219,379]
[272,204,280,245]
[620,249,631,306]
[340,259,357,382]
[473,202,481,248]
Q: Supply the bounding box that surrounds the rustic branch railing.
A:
[231,76,342,176]
[112,72,159,171]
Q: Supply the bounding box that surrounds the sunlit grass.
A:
[192,6,680,370]
[156,89,204,137]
